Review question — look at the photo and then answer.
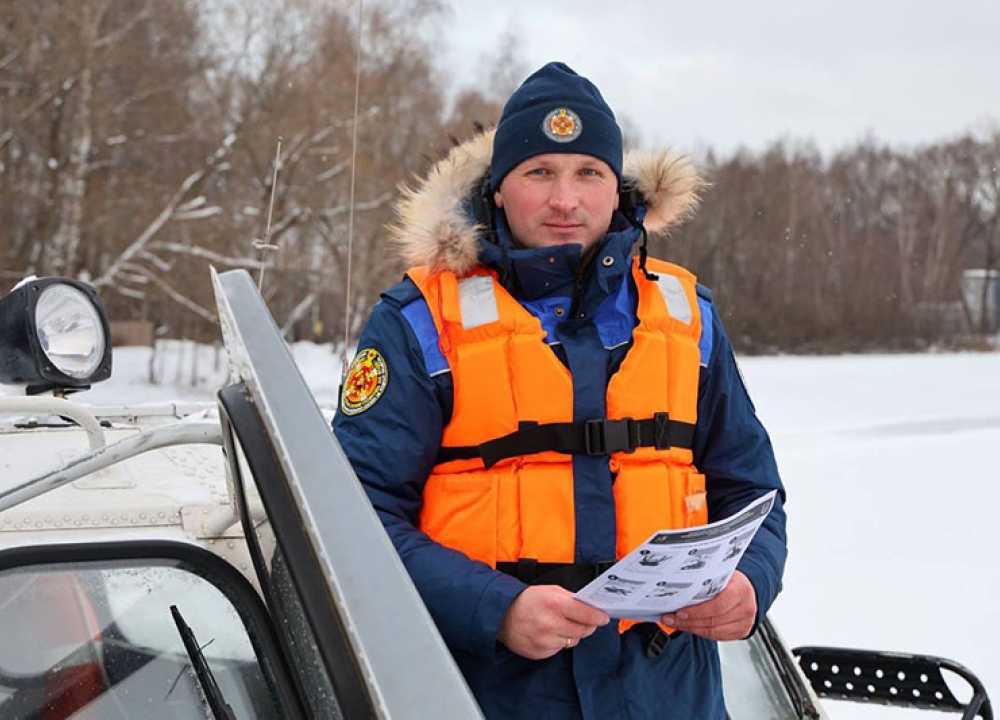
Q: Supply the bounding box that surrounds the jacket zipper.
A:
[568,271,586,322]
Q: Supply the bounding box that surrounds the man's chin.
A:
[516,239,584,254]
[528,233,591,249]
[516,228,603,251]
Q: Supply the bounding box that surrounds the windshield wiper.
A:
[170,605,237,720]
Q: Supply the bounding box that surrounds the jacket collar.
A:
[476,211,640,300]
[389,129,706,279]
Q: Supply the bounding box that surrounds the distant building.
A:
[962,269,1000,334]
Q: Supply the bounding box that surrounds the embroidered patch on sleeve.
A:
[341,348,389,416]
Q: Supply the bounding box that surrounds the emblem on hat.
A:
[341,347,388,416]
[542,108,582,143]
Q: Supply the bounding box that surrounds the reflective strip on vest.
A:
[458,275,499,329]
[655,274,693,325]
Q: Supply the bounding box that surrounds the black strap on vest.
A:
[436,413,696,469]
[495,559,616,593]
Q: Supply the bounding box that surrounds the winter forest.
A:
[2,0,998,353]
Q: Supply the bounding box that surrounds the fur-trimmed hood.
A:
[389,129,707,275]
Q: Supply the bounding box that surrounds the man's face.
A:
[494,153,619,252]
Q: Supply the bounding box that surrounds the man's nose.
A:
[548,177,578,212]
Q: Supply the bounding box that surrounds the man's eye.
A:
[580,168,599,177]
[528,167,549,176]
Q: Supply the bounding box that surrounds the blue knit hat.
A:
[490,62,623,192]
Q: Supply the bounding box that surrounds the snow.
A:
[82,344,1000,716]
[745,353,1000,718]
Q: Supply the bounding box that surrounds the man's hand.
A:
[498,585,610,660]
[660,570,757,641]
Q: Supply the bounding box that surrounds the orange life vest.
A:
[409,254,707,557]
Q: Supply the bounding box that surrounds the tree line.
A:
[2,0,996,353]
[1,0,503,344]
[663,135,1000,352]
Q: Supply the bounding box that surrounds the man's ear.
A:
[493,190,504,209]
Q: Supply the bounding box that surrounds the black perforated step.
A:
[793,645,992,719]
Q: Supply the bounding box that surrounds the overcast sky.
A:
[437,0,1000,156]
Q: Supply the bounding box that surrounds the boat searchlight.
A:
[0,278,112,395]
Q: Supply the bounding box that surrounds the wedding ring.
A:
[565,637,573,649]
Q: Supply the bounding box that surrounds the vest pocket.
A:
[613,463,673,559]
[614,464,708,559]
[420,472,498,567]
[516,463,574,564]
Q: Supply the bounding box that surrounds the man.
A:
[334,62,787,719]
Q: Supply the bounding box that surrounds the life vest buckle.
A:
[653,412,672,450]
[645,628,671,659]
[594,559,615,576]
[633,623,674,659]
[584,417,640,455]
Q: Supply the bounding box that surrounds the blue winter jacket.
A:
[333,134,786,720]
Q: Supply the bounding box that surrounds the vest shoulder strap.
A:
[635,257,699,327]
[454,274,499,329]
[408,266,509,331]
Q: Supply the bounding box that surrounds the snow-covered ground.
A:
[748,353,1000,718]
[83,345,1000,716]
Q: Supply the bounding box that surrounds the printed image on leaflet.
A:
[679,545,720,571]
[625,549,675,574]
[723,532,754,561]
[693,574,729,600]
[639,582,692,606]
[585,575,645,604]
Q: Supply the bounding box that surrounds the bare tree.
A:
[5,0,994,352]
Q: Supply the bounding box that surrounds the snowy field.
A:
[749,352,1000,719]
[83,344,1000,717]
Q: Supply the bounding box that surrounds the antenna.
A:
[340,0,364,383]
[254,137,283,291]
